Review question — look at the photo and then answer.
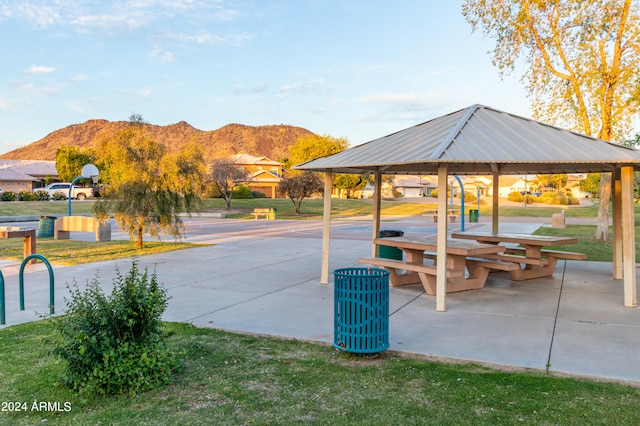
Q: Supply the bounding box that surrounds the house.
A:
[0,160,58,193]
[229,154,284,199]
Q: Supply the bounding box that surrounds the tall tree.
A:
[55,145,98,183]
[288,134,349,167]
[463,0,640,240]
[278,172,324,215]
[93,115,205,248]
[207,159,249,209]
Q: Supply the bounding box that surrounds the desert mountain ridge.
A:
[0,119,316,163]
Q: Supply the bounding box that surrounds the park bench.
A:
[252,208,273,220]
[54,216,111,242]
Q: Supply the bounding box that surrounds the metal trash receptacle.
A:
[378,230,404,260]
[37,216,56,238]
[333,267,389,354]
[469,209,479,223]
[268,208,277,220]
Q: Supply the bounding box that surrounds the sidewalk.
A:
[1,218,638,387]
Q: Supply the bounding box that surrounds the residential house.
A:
[229,154,283,199]
[0,160,58,193]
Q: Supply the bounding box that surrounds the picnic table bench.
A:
[451,232,587,280]
[252,208,274,220]
[423,209,460,223]
[359,236,507,295]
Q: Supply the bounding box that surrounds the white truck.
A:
[33,182,94,200]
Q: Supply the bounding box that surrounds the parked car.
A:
[32,182,94,200]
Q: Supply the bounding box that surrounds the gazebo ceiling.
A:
[294,104,640,175]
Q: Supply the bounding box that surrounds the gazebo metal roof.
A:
[294,104,638,312]
[295,104,640,175]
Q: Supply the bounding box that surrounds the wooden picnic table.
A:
[424,209,461,222]
[0,227,36,264]
[451,232,587,280]
[359,236,507,295]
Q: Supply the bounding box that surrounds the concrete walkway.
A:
[1,217,638,387]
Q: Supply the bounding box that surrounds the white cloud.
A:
[278,79,326,99]
[23,65,56,74]
[155,32,252,46]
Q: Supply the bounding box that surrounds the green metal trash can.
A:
[378,230,404,260]
[268,208,277,220]
[333,267,390,354]
[469,209,479,223]
[37,216,56,238]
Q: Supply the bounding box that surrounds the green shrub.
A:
[51,190,68,200]
[1,191,17,201]
[233,185,253,199]
[461,192,477,202]
[51,261,179,394]
[18,190,37,201]
[33,189,51,201]
[251,191,267,198]
[507,192,523,202]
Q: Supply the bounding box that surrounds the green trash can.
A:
[334,267,390,354]
[469,209,479,223]
[268,208,277,220]
[378,230,404,260]
[37,216,56,238]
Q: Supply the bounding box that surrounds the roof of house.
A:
[230,153,283,167]
[0,160,57,179]
[295,104,640,176]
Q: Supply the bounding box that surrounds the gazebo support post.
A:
[436,165,449,312]
[492,171,499,233]
[371,170,382,257]
[613,168,623,280]
[621,166,637,307]
[320,171,333,284]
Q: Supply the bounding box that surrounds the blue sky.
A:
[0,0,533,154]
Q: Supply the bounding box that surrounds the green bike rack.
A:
[19,254,55,316]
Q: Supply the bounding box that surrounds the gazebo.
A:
[295,105,640,312]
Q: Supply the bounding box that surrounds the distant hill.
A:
[0,120,315,163]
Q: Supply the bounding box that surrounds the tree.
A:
[207,159,249,209]
[93,115,205,248]
[55,145,98,183]
[278,172,323,215]
[288,134,349,167]
[463,0,640,240]
[334,174,367,198]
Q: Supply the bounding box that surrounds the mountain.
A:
[0,120,316,163]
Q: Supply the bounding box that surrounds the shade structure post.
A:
[371,170,382,257]
[613,168,623,279]
[320,172,333,284]
[620,166,637,307]
[436,165,448,312]
[492,171,499,233]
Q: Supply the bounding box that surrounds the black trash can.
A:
[378,230,404,260]
[37,216,56,238]
[469,209,479,223]
[333,267,390,354]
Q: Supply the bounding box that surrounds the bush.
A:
[251,191,267,198]
[508,192,523,202]
[233,185,253,199]
[33,189,50,201]
[51,261,179,394]
[1,191,17,201]
[51,190,68,200]
[461,192,477,202]
[18,190,37,201]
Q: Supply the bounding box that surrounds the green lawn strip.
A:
[0,239,207,266]
[1,321,639,425]
[533,225,640,262]
[0,201,96,217]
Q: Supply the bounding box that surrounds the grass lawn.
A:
[534,225,640,262]
[1,320,639,425]
[0,238,206,266]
